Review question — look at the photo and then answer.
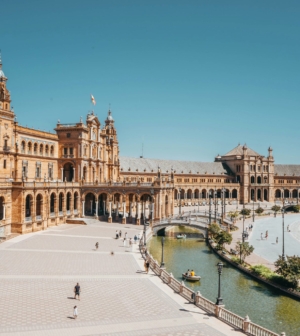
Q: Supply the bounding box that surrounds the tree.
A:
[228,211,239,222]
[240,208,251,216]
[207,223,220,239]
[291,205,300,213]
[235,241,254,261]
[271,205,281,217]
[215,231,232,249]
[274,255,300,288]
[255,207,264,214]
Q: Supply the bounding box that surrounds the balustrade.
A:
[218,308,244,329]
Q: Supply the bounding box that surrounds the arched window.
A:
[45,145,49,156]
[33,143,38,155]
[21,141,25,153]
[257,176,261,184]
[40,144,43,156]
[250,176,255,183]
[275,189,281,198]
[36,194,43,217]
[50,193,56,214]
[28,142,32,154]
[264,176,268,183]
[50,146,54,157]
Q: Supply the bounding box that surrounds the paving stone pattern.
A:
[99,323,226,336]
[0,278,187,333]
[0,250,140,276]
[8,234,134,253]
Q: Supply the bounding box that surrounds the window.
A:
[177,178,182,182]
[208,179,213,182]
[192,178,197,183]
[3,159,6,169]
[69,147,73,155]
[63,148,68,155]
[200,179,206,182]
[67,133,71,138]
[48,163,53,179]
[184,178,190,182]
[147,178,152,182]
[36,162,41,178]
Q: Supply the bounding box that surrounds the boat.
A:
[182,273,201,281]
[176,234,186,239]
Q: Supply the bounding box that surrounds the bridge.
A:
[151,211,233,238]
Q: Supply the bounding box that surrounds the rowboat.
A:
[177,234,186,239]
[182,273,201,281]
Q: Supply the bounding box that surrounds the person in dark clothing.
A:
[74,283,80,300]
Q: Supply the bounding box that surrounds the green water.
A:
[148,236,300,336]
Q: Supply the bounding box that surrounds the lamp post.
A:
[239,242,242,264]
[209,191,212,225]
[242,214,245,242]
[143,198,147,246]
[282,208,285,260]
[216,262,223,305]
[252,199,255,223]
[150,189,154,224]
[160,237,165,268]
[214,190,217,223]
[179,187,182,217]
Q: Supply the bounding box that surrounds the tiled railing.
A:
[140,245,283,336]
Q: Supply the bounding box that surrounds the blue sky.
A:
[1,1,299,163]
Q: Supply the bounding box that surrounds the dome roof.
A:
[106,110,114,121]
[0,68,6,79]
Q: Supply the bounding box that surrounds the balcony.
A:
[3,146,11,153]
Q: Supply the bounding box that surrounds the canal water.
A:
[148,232,300,336]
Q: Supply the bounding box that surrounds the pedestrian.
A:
[134,235,137,244]
[137,233,140,240]
[129,238,133,251]
[261,233,263,240]
[123,237,126,247]
[287,225,290,231]
[116,230,119,239]
[119,230,122,238]
[145,260,150,274]
[74,282,80,300]
[73,306,78,319]
[144,260,147,272]
[95,242,99,250]
[276,237,278,244]
[125,232,128,239]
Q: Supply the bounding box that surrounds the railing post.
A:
[280,333,286,336]
[195,291,201,305]
[168,272,173,284]
[215,304,223,318]
[243,315,251,333]
[180,281,185,294]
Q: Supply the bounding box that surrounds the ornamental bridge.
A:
[151,211,233,238]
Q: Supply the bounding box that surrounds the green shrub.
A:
[255,207,264,214]
[231,256,242,264]
[240,208,251,216]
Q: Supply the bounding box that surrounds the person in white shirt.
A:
[73,306,78,319]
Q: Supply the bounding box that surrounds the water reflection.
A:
[148,236,300,336]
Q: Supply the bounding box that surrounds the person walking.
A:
[137,233,141,241]
[119,230,122,238]
[134,235,137,244]
[73,306,78,319]
[125,232,128,239]
[74,283,80,300]
[276,237,278,244]
[129,238,133,251]
[116,230,119,239]
[95,242,99,250]
[287,225,290,231]
[261,233,263,240]
[123,237,126,247]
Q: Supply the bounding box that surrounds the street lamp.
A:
[209,191,212,225]
[143,198,147,246]
[252,199,255,223]
[179,187,182,217]
[160,237,165,268]
[282,208,286,260]
[214,190,217,222]
[239,242,242,264]
[216,262,223,305]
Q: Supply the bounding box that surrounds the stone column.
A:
[108,201,112,223]
[95,201,98,217]
[3,204,6,220]
[61,168,63,181]
[73,167,75,182]
[122,202,126,224]
[82,201,85,217]
[136,201,140,225]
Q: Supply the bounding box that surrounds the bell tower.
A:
[0,52,13,116]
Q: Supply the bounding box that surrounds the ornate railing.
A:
[139,243,284,336]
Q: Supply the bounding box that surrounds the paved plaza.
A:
[0,220,244,336]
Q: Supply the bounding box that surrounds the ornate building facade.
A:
[0,59,299,236]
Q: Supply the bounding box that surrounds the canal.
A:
[148,233,300,336]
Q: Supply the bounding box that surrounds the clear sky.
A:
[1,1,299,163]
